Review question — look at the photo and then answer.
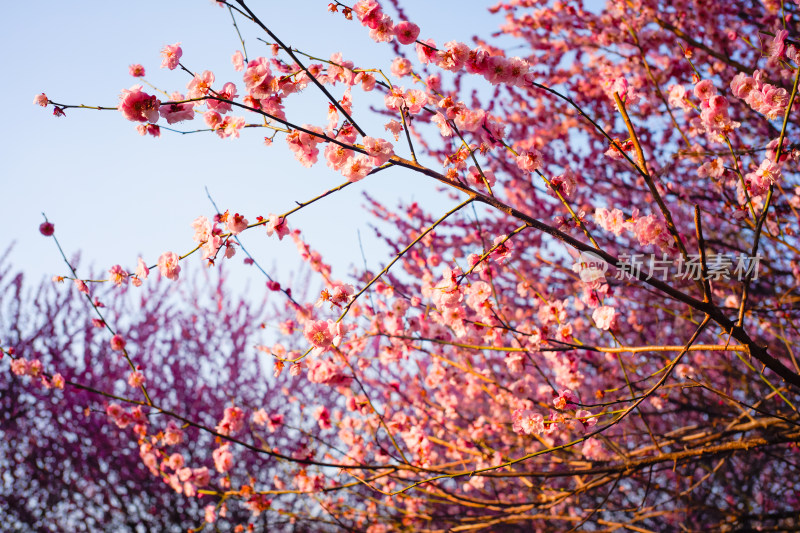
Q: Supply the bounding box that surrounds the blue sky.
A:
[2,1,512,295]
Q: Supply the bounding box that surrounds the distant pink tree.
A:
[13,0,800,530]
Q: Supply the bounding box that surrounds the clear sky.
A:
[2,1,510,295]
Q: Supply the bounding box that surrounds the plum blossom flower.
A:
[594,207,626,235]
[516,149,543,172]
[243,57,277,99]
[226,213,248,235]
[207,82,238,114]
[186,70,215,99]
[160,43,182,70]
[232,50,245,71]
[393,21,420,45]
[212,444,233,473]
[118,86,160,123]
[592,305,616,331]
[363,136,394,166]
[341,156,373,182]
[34,93,48,107]
[216,406,245,436]
[512,409,544,435]
[136,123,160,137]
[110,334,126,352]
[157,252,181,281]
[129,64,145,77]
[307,358,352,386]
[127,371,145,388]
[159,92,195,124]
[553,389,579,410]
[132,257,149,287]
[266,214,289,240]
[108,265,128,286]
[39,221,54,236]
[304,320,335,352]
[215,115,246,139]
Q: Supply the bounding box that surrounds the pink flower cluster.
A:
[215,406,245,436]
[731,70,790,120]
[286,126,325,167]
[10,357,64,390]
[687,79,740,136]
[745,158,782,196]
[307,358,353,387]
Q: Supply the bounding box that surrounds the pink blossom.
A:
[582,438,609,461]
[207,82,238,114]
[592,305,616,330]
[187,70,215,99]
[730,72,757,100]
[594,207,626,235]
[118,86,160,123]
[159,92,195,124]
[33,93,48,107]
[467,166,496,189]
[353,0,383,28]
[243,57,277,99]
[454,108,485,132]
[363,136,394,165]
[512,409,544,435]
[384,120,403,140]
[136,123,160,137]
[164,421,184,445]
[212,444,233,473]
[314,405,332,429]
[550,169,577,198]
[266,214,289,240]
[767,29,788,65]
[129,64,145,77]
[341,156,373,182]
[516,149,543,172]
[160,43,182,70]
[110,334,126,352]
[253,408,269,426]
[10,358,28,376]
[368,14,395,43]
[215,115,245,138]
[307,358,353,386]
[667,84,691,111]
[157,251,181,281]
[394,21,420,45]
[51,373,65,389]
[693,79,716,102]
[132,257,149,287]
[403,89,427,114]
[390,57,413,77]
[108,265,128,286]
[304,320,335,351]
[193,467,210,487]
[127,371,145,388]
[232,50,245,71]
[553,389,579,410]
[226,212,248,235]
[204,505,216,524]
[416,39,438,64]
[437,41,470,72]
[633,214,671,251]
[216,406,245,436]
[39,221,54,236]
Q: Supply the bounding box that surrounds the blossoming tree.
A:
[11,0,800,530]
